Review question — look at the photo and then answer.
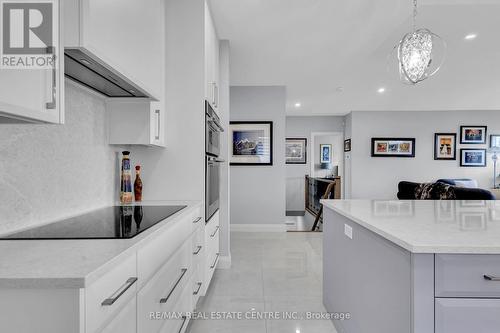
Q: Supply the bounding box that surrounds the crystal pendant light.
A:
[396,0,446,84]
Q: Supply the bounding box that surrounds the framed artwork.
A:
[460,126,487,144]
[285,138,307,164]
[344,139,351,152]
[229,121,273,166]
[460,212,487,231]
[371,138,416,157]
[434,133,456,160]
[320,144,332,163]
[490,135,500,148]
[460,149,486,167]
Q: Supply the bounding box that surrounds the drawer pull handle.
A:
[484,275,500,281]
[101,277,137,306]
[210,226,220,238]
[160,268,188,304]
[210,253,220,269]
[178,316,188,333]
[193,246,202,255]
[193,217,202,224]
[193,282,203,295]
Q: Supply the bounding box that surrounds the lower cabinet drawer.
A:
[100,296,137,333]
[436,254,500,297]
[159,275,193,333]
[86,254,138,333]
[137,240,192,333]
[435,298,500,333]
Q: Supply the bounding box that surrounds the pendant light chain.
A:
[413,0,418,31]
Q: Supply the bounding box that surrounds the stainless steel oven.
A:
[206,101,223,157]
[206,155,224,221]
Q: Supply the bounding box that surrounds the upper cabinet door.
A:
[205,2,219,111]
[0,0,64,124]
[65,0,165,100]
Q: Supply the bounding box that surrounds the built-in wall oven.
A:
[205,101,224,221]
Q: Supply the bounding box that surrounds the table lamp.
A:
[488,147,500,189]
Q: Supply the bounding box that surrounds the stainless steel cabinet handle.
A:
[178,316,187,333]
[210,226,220,238]
[160,268,187,304]
[155,109,160,140]
[214,83,219,107]
[193,217,202,224]
[193,246,202,255]
[484,275,500,281]
[210,253,220,269]
[101,277,137,306]
[193,282,202,295]
[45,46,56,110]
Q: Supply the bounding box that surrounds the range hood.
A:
[64,48,153,99]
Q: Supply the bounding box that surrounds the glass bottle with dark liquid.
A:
[134,165,143,202]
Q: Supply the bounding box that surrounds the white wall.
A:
[230,86,286,226]
[0,82,120,234]
[349,110,500,199]
[285,116,344,211]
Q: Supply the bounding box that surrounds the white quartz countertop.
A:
[0,200,202,289]
[322,199,500,254]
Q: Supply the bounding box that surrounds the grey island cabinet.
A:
[322,199,500,333]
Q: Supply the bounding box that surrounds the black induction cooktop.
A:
[1,205,186,240]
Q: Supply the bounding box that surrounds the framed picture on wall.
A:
[460,126,487,144]
[434,133,456,160]
[460,149,486,167]
[371,138,416,157]
[490,135,500,148]
[229,121,273,166]
[344,139,351,152]
[320,144,332,163]
[285,138,307,164]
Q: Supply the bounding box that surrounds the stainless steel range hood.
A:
[64,48,153,99]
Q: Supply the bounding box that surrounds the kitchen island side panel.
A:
[323,208,412,333]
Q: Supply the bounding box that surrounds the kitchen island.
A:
[322,199,500,333]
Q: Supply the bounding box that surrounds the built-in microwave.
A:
[206,101,224,157]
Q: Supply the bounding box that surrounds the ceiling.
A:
[208,0,500,115]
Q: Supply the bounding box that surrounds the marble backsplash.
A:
[0,81,121,234]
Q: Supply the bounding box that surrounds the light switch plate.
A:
[344,224,353,239]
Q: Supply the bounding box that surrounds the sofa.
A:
[397,180,495,200]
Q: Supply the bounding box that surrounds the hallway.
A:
[188,232,337,333]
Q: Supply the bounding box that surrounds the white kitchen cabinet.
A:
[203,211,220,295]
[0,0,64,124]
[64,0,164,100]
[0,204,209,333]
[107,99,165,147]
[100,297,137,333]
[205,2,220,112]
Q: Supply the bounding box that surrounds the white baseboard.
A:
[216,255,232,269]
[230,224,287,232]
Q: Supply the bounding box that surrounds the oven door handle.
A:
[207,157,225,163]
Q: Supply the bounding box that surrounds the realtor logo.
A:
[0,0,58,69]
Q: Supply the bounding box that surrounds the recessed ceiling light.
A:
[336,87,344,93]
[294,102,301,108]
[377,87,386,94]
[465,33,477,40]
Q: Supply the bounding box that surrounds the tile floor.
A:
[188,232,337,333]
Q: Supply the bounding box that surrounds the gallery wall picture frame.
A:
[286,138,307,165]
[371,138,416,158]
[434,133,457,160]
[229,121,273,166]
[460,126,487,144]
[320,144,332,163]
[344,139,351,152]
[460,148,487,167]
[490,134,500,148]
